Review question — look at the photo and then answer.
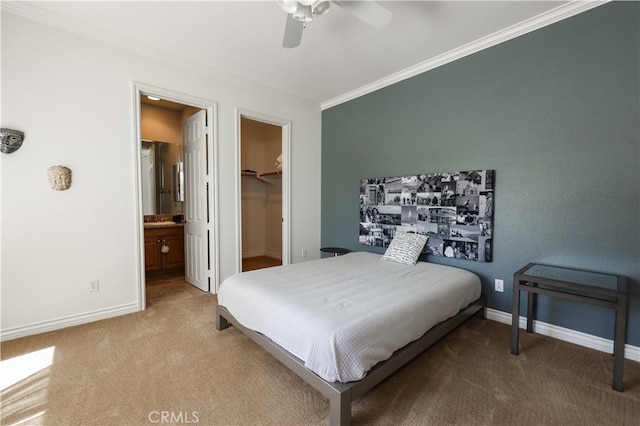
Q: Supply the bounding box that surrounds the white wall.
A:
[0,12,321,339]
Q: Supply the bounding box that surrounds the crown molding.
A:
[0,1,272,92]
[0,1,205,74]
[2,0,609,110]
[321,0,610,110]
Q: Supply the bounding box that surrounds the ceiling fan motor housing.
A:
[280,1,392,49]
[279,0,331,22]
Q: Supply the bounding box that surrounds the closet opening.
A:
[240,116,284,272]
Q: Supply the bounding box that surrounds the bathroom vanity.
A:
[144,223,185,272]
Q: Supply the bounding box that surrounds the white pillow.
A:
[381,232,428,265]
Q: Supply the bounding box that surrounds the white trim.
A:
[321,0,610,110]
[0,303,139,342]
[235,109,292,277]
[242,250,268,259]
[242,250,283,261]
[3,0,609,111]
[132,82,219,299]
[208,102,221,295]
[0,1,251,89]
[132,85,146,311]
[486,308,640,362]
[264,250,283,261]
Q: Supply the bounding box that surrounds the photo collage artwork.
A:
[359,170,495,262]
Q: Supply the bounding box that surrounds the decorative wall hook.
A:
[1,128,25,154]
[47,165,72,191]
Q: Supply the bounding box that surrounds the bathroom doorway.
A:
[134,84,218,309]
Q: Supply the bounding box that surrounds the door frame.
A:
[235,108,291,274]
[132,82,219,310]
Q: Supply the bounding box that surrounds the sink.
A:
[144,221,176,227]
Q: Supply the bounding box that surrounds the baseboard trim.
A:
[0,303,140,342]
[243,251,282,260]
[486,308,640,362]
[242,250,266,259]
[264,250,282,260]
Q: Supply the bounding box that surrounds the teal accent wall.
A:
[321,2,639,345]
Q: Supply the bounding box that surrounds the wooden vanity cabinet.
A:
[144,226,185,272]
[161,231,185,269]
[144,236,162,272]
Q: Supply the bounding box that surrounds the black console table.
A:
[511,263,628,391]
[320,247,352,257]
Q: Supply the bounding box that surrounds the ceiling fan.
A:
[278,0,393,48]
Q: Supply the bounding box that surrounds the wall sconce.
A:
[47,165,72,191]
[1,128,25,154]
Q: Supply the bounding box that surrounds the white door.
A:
[184,110,209,291]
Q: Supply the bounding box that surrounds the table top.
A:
[516,263,626,294]
[320,247,352,254]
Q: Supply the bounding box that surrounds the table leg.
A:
[511,279,520,355]
[527,286,535,333]
[612,293,628,392]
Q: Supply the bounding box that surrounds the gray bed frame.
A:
[216,296,485,426]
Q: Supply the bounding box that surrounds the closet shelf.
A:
[259,170,282,177]
[241,170,282,183]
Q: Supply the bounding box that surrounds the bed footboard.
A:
[216,297,484,426]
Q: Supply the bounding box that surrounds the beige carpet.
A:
[2,293,639,425]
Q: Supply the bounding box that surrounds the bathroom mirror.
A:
[141,140,184,215]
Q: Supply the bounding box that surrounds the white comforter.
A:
[218,251,481,383]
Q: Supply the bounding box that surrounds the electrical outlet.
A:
[495,279,504,293]
[301,249,307,258]
[88,279,100,293]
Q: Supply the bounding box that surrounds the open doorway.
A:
[134,84,218,309]
[237,112,291,273]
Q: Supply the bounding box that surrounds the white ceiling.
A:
[5,1,606,108]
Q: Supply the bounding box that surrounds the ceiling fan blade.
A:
[282,14,304,48]
[333,1,392,29]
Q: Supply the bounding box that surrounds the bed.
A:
[216,251,485,425]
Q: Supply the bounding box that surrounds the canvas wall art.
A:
[359,170,495,262]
